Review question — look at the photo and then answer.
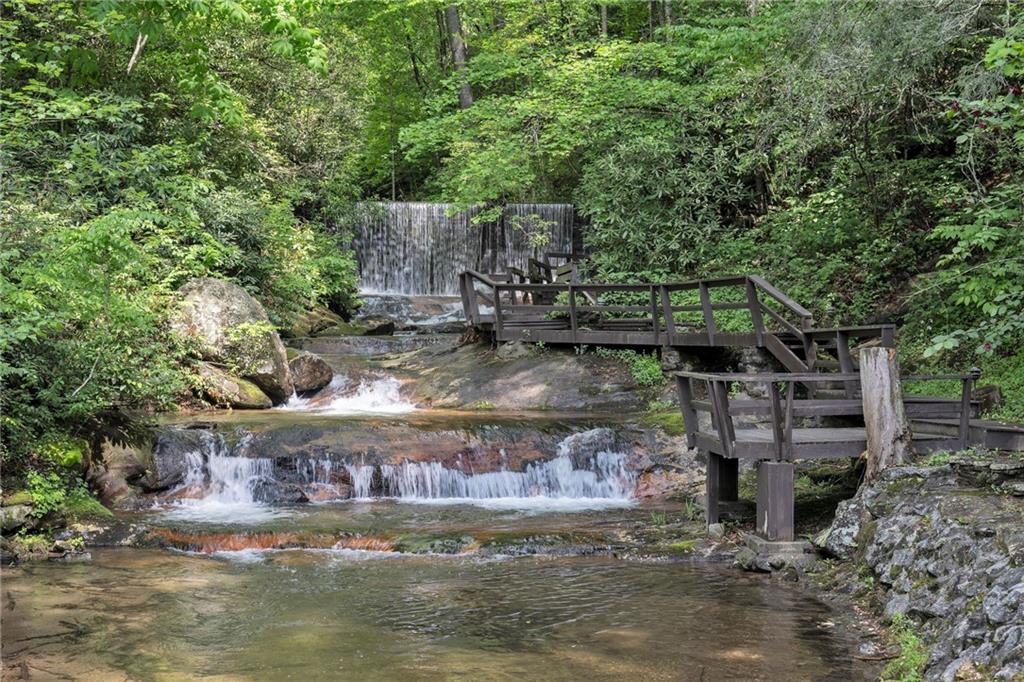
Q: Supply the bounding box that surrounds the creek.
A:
[1,316,872,680]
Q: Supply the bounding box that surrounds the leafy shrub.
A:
[882,614,927,682]
[595,348,664,387]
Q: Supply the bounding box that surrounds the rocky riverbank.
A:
[814,452,1024,680]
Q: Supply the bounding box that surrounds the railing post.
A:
[767,381,784,461]
[568,285,578,345]
[836,331,857,398]
[959,368,980,449]
[650,286,660,346]
[745,277,765,347]
[660,285,675,346]
[493,284,504,341]
[675,375,699,448]
[698,281,717,346]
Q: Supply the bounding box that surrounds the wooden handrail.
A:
[748,275,814,320]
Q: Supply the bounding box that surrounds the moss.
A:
[63,490,113,520]
[3,490,32,506]
[664,538,697,553]
[285,347,301,360]
[469,400,496,410]
[886,477,925,494]
[639,410,686,437]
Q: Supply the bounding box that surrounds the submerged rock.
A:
[171,277,292,403]
[196,362,273,409]
[288,351,333,394]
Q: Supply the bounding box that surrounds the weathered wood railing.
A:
[673,370,980,539]
[674,370,981,461]
[459,271,896,371]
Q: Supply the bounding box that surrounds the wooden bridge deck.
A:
[460,270,895,374]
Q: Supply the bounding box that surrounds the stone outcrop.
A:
[384,342,647,412]
[196,362,273,409]
[288,352,333,394]
[818,461,1024,680]
[171,277,292,403]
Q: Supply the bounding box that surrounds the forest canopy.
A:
[2,0,1023,471]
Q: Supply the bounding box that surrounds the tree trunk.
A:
[860,347,914,482]
[663,1,672,27]
[444,4,473,109]
[600,4,608,37]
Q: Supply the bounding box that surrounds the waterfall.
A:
[344,452,633,501]
[344,432,635,502]
[160,428,635,519]
[351,202,575,295]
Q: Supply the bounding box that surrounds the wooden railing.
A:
[674,371,981,460]
[459,272,896,371]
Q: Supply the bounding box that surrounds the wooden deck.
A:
[460,270,896,373]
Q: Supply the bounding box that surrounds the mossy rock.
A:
[3,491,32,507]
[196,362,273,409]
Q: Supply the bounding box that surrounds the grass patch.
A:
[594,348,665,387]
[639,410,685,436]
[468,400,496,410]
[881,614,927,682]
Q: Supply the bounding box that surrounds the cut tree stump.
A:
[860,346,914,482]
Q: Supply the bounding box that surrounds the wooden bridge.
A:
[460,269,894,375]
[460,264,995,542]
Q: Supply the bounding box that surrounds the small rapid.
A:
[279,373,416,415]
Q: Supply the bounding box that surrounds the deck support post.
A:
[860,347,913,482]
[705,454,738,525]
[756,461,794,541]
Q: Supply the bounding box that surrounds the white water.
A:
[280,375,416,415]
[353,202,575,295]
[160,429,635,521]
[162,433,289,523]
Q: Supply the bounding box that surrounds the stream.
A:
[1,324,872,680]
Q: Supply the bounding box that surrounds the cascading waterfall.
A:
[352,202,575,295]
[343,451,633,501]
[161,429,635,519]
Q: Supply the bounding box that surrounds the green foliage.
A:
[25,471,68,518]
[882,614,928,682]
[1,0,361,469]
[595,348,664,387]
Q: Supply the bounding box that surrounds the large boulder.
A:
[197,362,273,409]
[288,352,333,394]
[171,278,292,403]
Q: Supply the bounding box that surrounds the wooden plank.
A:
[763,334,809,373]
[748,275,813,318]
[959,375,973,449]
[767,382,785,460]
[757,461,795,541]
[649,287,659,346]
[836,330,857,398]
[706,453,722,525]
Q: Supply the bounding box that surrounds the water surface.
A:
[2,549,867,681]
